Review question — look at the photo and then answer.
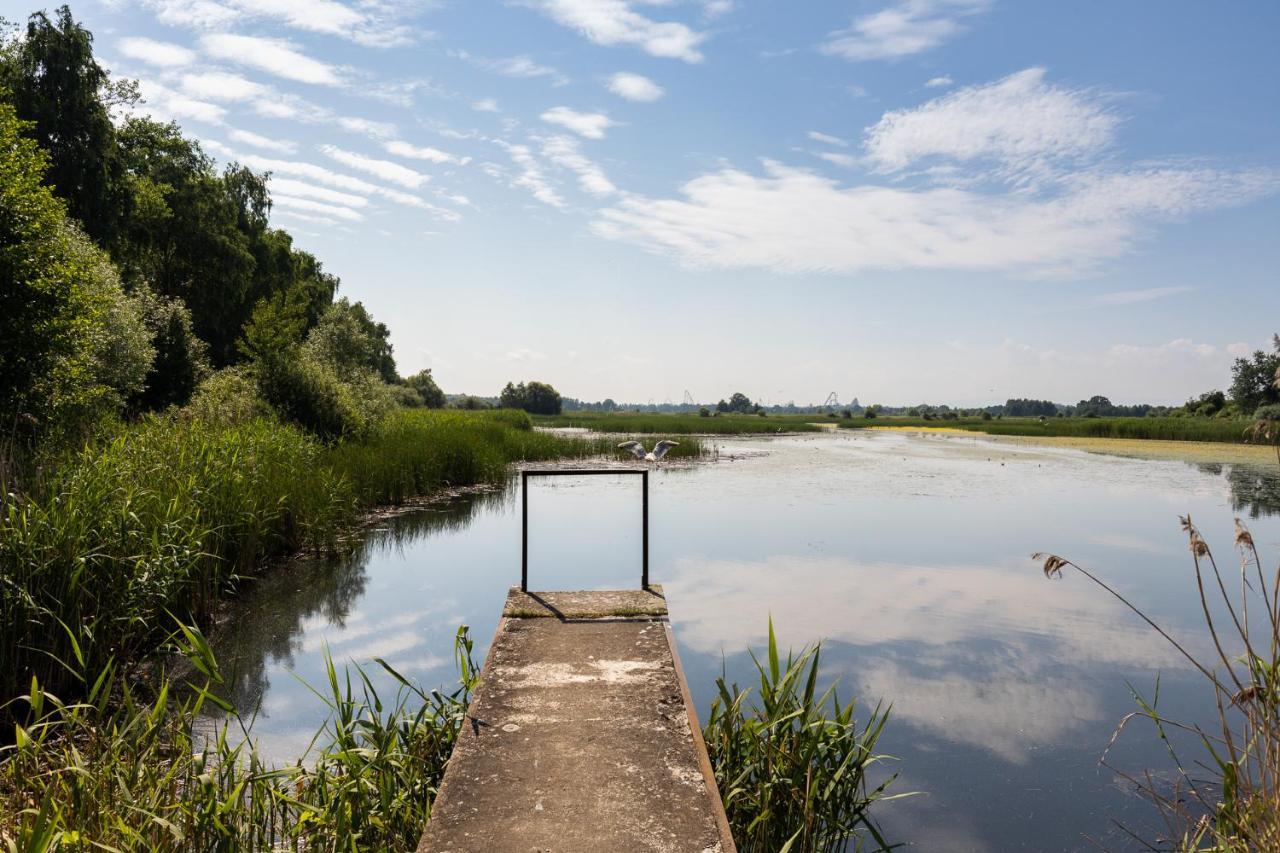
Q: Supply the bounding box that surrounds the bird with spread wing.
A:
[617,440,679,462]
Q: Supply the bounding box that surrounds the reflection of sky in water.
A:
[204,432,1280,851]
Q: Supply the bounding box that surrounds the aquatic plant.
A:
[1036,518,1280,851]
[703,620,903,852]
[843,415,1254,444]
[0,622,478,850]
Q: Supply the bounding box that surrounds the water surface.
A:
[206,431,1280,851]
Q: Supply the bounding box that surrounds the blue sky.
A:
[18,0,1280,405]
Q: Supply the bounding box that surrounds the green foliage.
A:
[837,415,1255,443]
[1004,398,1057,417]
[0,6,125,243]
[130,283,210,410]
[534,411,823,435]
[182,366,271,426]
[1230,337,1280,415]
[304,297,398,383]
[254,352,395,441]
[863,405,879,419]
[405,369,447,408]
[0,625,478,850]
[500,380,563,415]
[704,620,901,852]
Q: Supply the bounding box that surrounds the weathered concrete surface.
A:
[503,586,669,620]
[418,588,734,853]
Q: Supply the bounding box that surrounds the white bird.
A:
[618,440,679,462]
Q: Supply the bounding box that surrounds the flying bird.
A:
[618,440,679,462]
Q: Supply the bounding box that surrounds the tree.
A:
[1229,337,1280,416]
[500,381,562,415]
[0,101,151,435]
[405,369,445,408]
[723,392,754,414]
[302,298,397,382]
[0,6,126,243]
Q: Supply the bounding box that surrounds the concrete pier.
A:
[417,586,736,853]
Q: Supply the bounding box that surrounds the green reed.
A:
[0,622,478,851]
[536,411,823,435]
[704,620,904,852]
[840,416,1254,443]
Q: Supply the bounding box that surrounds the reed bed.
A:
[1036,517,1280,850]
[536,412,823,435]
[0,623,479,851]
[704,621,903,852]
[0,408,645,714]
[846,416,1255,444]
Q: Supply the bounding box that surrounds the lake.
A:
[204,430,1280,851]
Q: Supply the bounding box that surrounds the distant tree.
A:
[864,405,879,419]
[1230,337,1280,415]
[405,369,445,408]
[1004,398,1058,417]
[698,406,711,417]
[725,392,754,414]
[716,399,729,413]
[500,381,562,415]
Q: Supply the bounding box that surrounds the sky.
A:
[11,0,1280,406]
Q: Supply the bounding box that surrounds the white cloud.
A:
[336,116,398,140]
[863,68,1121,181]
[132,78,226,124]
[496,141,565,208]
[472,98,500,112]
[237,153,379,193]
[118,36,196,67]
[540,106,615,139]
[143,0,413,47]
[1095,286,1193,305]
[807,130,847,147]
[271,193,364,221]
[384,140,471,166]
[592,160,1279,276]
[925,74,953,88]
[180,71,269,102]
[1227,342,1254,357]
[816,152,857,168]
[606,71,664,102]
[541,134,616,196]
[821,0,991,61]
[319,145,430,188]
[200,34,342,86]
[228,128,297,153]
[452,50,568,85]
[268,178,368,208]
[702,0,734,19]
[519,0,707,63]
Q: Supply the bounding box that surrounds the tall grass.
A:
[0,408,641,714]
[1036,518,1280,850]
[0,622,479,851]
[537,411,823,435]
[704,620,903,851]
[845,416,1254,444]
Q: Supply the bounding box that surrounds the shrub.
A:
[255,353,394,441]
[405,368,446,408]
[131,284,210,411]
[184,367,271,426]
[699,406,711,417]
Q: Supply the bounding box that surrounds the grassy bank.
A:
[0,408,625,710]
[843,415,1256,443]
[537,411,823,434]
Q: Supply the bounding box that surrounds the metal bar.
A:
[642,470,649,590]
[520,467,651,592]
[521,470,529,592]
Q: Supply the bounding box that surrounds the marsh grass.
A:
[704,620,904,852]
[0,622,479,851]
[847,416,1254,444]
[536,412,823,435]
[1036,518,1280,850]
[0,408,641,717]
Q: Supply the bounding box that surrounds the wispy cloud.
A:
[200,34,343,86]
[592,160,1279,276]
[1095,286,1193,305]
[452,50,569,86]
[925,75,953,88]
[272,193,364,221]
[472,98,500,112]
[495,140,566,208]
[807,130,848,147]
[319,145,431,188]
[118,36,196,66]
[179,71,270,102]
[143,0,415,47]
[863,68,1120,182]
[384,140,471,165]
[606,71,664,102]
[130,78,226,124]
[268,178,368,208]
[821,0,991,61]
[228,127,297,153]
[541,134,616,196]
[540,106,615,139]
[518,0,707,63]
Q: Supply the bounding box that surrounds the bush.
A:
[1255,404,1280,422]
[389,383,423,407]
[699,406,711,417]
[255,353,394,441]
[405,368,446,408]
[184,367,272,426]
[131,284,210,410]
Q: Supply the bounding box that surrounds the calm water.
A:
[205,431,1280,851]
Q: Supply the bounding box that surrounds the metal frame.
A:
[521,468,650,592]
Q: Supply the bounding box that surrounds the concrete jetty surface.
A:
[417,586,735,853]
